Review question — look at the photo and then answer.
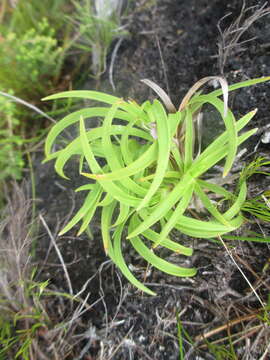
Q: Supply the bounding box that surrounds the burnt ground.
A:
[34,0,270,359]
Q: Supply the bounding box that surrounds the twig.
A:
[259,341,270,360]
[217,2,270,74]
[196,312,261,342]
[233,252,270,292]
[218,235,265,307]
[109,37,124,91]
[156,34,170,99]
[0,91,56,123]
[39,214,73,296]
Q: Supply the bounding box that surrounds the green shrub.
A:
[0,92,24,182]
[71,0,128,77]
[0,184,89,359]
[43,76,270,295]
[0,18,64,100]
[5,0,69,33]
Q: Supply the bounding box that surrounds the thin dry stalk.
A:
[39,214,73,296]
[218,235,265,308]
[233,252,270,292]
[0,91,56,123]
[0,183,100,359]
[109,37,124,91]
[195,311,262,342]
[217,1,270,75]
[0,182,33,309]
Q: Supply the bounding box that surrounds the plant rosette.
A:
[43,76,270,295]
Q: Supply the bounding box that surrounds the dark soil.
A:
[35,1,270,359]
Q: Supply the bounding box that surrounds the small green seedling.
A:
[43,76,270,295]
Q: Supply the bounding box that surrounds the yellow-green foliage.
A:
[0,18,63,99]
[43,77,270,295]
[0,92,24,181]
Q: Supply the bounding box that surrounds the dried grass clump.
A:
[0,183,99,360]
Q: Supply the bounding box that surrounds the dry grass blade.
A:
[0,91,56,123]
[195,311,263,342]
[218,235,265,308]
[178,76,228,117]
[40,214,73,296]
[0,183,100,359]
[0,182,32,310]
[141,78,177,112]
[109,37,124,91]
[217,1,270,75]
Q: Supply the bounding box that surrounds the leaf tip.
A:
[59,173,70,180]
[222,170,229,178]
[81,172,95,179]
[251,108,258,116]
[42,95,53,101]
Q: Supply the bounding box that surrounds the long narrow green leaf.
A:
[101,200,116,256]
[168,112,184,172]
[75,184,96,192]
[127,172,195,239]
[98,193,114,207]
[44,107,135,158]
[190,109,257,174]
[196,179,233,199]
[129,217,196,277]
[120,118,138,166]
[133,213,193,256]
[220,235,270,243]
[137,100,171,211]
[171,142,184,173]
[189,128,257,179]
[174,214,243,238]
[112,202,131,227]
[194,181,231,226]
[59,184,101,235]
[79,116,102,174]
[101,101,125,172]
[224,181,247,221]
[97,102,151,197]
[84,143,157,181]
[155,182,195,248]
[208,77,270,98]
[113,222,156,295]
[43,90,148,120]
[190,95,237,177]
[130,235,197,277]
[77,189,102,235]
[52,125,151,179]
[43,90,121,105]
[168,112,183,136]
[139,171,181,182]
[184,108,194,170]
[79,116,143,206]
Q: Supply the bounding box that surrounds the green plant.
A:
[0,278,49,360]
[0,17,64,100]
[70,0,128,78]
[0,183,94,359]
[0,92,24,182]
[4,0,70,34]
[176,311,193,360]
[238,157,270,222]
[43,76,270,295]
[195,300,270,360]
